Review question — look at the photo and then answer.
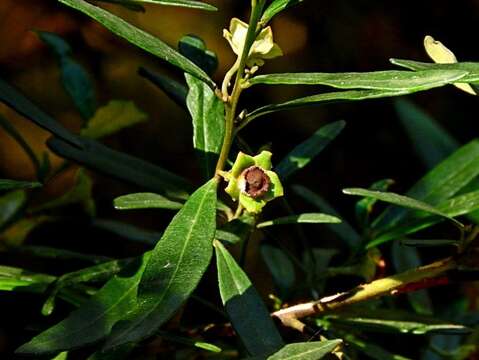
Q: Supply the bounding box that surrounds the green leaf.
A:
[58,0,215,89]
[257,213,341,228]
[42,257,133,316]
[37,31,97,120]
[0,265,55,293]
[343,188,463,227]
[276,120,345,180]
[260,245,295,297]
[95,0,145,11]
[138,67,188,110]
[47,135,192,199]
[391,242,433,315]
[249,69,468,90]
[372,139,479,231]
[261,0,305,24]
[98,0,217,11]
[0,77,83,148]
[292,185,361,248]
[0,190,27,229]
[13,245,110,264]
[185,74,225,178]
[0,114,42,178]
[31,169,95,215]
[16,254,149,355]
[104,179,217,348]
[92,219,161,245]
[369,189,479,247]
[400,239,459,248]
[114,192,183,210]
[390,59,479,83]
[0,179,41,191]
[179,35,218,76]
[214,240,284,355]
[80,100,147,139]
[355,179,395,229]
[246,339,342,360]
[157,330,222,353]
[51,351,68,360]
[87,344,136,360]
[395,99,459,168]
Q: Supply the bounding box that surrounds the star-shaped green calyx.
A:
[219,151,283,214]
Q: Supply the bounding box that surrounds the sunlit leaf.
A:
[98,0,217,11]
[261,0,305,24]
[103,180,217,348]
[276,120,345,180]
[114,192,182,210]
[257,213,341,228]
[355,179,395,229]
[246,339,342,360]
[186,74,225,178]
[81,100,147,139]
[58,0,215,88]
[215,240,284,355]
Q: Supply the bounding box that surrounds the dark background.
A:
[0,0,478,357]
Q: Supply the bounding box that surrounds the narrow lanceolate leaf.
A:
[240,71,464,130]
[343,188,463,227]
[99,0,217,11]
[249,69,468,91]
[292,185,361,248]
[369,189,479,248]
[58,0,215,88]
[114,193,183,210]
[81,100,147,139]
[261,0,305,24]
[0,77,82,148]
[395,99,459,168]
[104,179,217,348]
[47,135,192,199]
[138,67,188,110]
[390,59,479,83]
[185,74,225,178]
[0,179,41,191]
[16,254,149,355]
[214,241,284,355]
[246,339,342,360]
[37,31,97,120]
[257,213,341,228]
[276,120,345,180]
[372,139,479,231]
[355,179,395,229]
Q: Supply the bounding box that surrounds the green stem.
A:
[214,0,266,175]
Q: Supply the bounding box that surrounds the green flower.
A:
[219,151,283,214]
[223,18,283,68]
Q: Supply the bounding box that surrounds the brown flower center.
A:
[242,166,270,198]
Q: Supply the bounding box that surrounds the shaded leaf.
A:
[342,332,411,360]
[179,35,218,76]
[104,180,217,348]
[261,245,295,297]
[257,213,341,228]
[81,100,147,139]
[16,254,149,355]
[157,330,222,353]
[276,120,345,180]
[37,31,96,120]
[292,185,361,248]
[58,0,215,88]
[138,67,188,110]
[92,219,161,245]
[355,179,395,229]
[114,192,182,211]
[392,242,433,315]
[0,179,41,191]
[0,190,27,229]
[246,339,342,360]
[343,188,463,227]
[185,74,225,178]
[395,99,459,168]
[214,240,284,355]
